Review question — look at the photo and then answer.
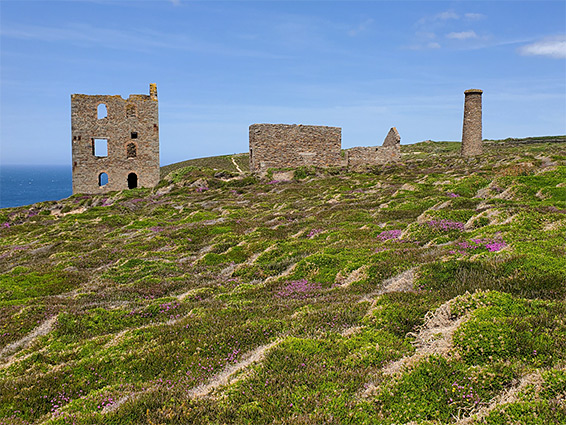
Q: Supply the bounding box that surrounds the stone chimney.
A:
[461,89,483,156]
[149,83,158,101]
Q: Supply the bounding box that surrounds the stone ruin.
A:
[249,124,342,172]
[69,86,482,187]
[71,84,160,194]
[461,89,483,156]
[248,89,484,172]
[346,127,401,168]
[249,124,401,173]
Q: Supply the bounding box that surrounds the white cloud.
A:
[415,31,437,40]
[169,0,181,5]
[0,23,288,59]
[520,37,566,59]
[436,11,459,21]
[447,30,478,40]
[464,13,485,20]
[427,42,441,49]
[417,10,459,26]
[348,19,374,37]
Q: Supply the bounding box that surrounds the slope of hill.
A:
[1,140,565,424]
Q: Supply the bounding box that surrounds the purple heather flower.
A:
[377,229,402,241]
[307,229,323,238]
[426,219,465,231]
[275,279,322,299]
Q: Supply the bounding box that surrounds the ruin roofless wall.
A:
[71,84,160,194]
[249,124,401,173]
[249,124,342,172]
[347,127,401,168]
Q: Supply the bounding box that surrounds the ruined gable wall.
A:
[249,124,342,172]
[347,127,401,167]
[71,85,159,194]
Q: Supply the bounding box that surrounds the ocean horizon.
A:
[0,164,72,209]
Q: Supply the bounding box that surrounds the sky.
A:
[1,0,565,166]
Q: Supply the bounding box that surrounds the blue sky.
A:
[1,0,565,166]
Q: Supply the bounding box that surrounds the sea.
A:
[0,165,72,209]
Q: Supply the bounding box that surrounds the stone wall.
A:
[71,84,160,194]
[346,127,401,167]
[346,146,400,167]
[249,124,342,172]
[461,89,483,156]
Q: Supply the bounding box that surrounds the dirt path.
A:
[187,339,280,398]
[0,316,57,364]
[380,299,468,376]
[456,370,550,425]
[231,156,243,174]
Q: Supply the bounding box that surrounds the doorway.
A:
[128,173,138,189]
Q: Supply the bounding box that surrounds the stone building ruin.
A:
[71,84,160,194]
[249,124,342,172]
[346,127,401,168]
[461,89,483,156]
[249,123,400,173]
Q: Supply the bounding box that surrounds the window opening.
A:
[128,173,138,189]
[97,103,107,119]
[98,172,109,187]
[131,132,138,139]
[127,143,137,158]
[94,139,108,157]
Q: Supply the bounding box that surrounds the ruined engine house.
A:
[71,84,160,194]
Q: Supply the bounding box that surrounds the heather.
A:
[0,139,565,424]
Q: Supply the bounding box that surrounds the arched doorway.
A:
[128,173,138,189]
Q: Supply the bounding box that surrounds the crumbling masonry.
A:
[249,124,342,172]
[249,124,400,173]
[461,89,483,156]
[71,84,160,194]
[346,127,401,168]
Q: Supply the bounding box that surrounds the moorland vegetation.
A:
[1,139,565,424]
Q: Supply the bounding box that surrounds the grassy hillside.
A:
[1,140,565,424]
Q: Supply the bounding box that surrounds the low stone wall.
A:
[346,146,399,167]
[249,124,342,172]
[346,127,401,167]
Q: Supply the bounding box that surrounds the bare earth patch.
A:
[382,298,467,376]
[362,296,469,398]
[456,369,554,425]
[0,316,57,364]
[187,339,281,398]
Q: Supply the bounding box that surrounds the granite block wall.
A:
[71,84,160,194]
[347,127,401,167]
[249,124,342,172]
